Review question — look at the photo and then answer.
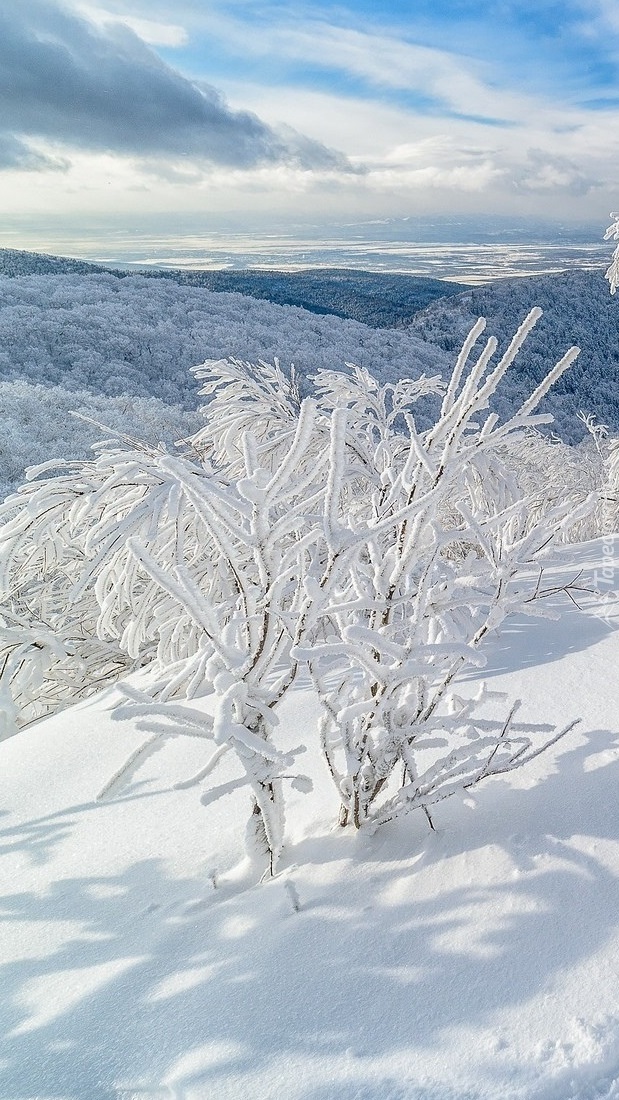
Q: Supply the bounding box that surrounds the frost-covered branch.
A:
[605,213,619,295]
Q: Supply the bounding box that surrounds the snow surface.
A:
[2,539,619,1100]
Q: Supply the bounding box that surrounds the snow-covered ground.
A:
[2,539,619,1100]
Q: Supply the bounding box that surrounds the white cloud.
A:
[513,149,595,195]
[196,9,575,129]
[223,77,618,187]
[74,4,189,47]
[580,0,619,35]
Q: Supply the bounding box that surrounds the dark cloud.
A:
[0,1,350,172]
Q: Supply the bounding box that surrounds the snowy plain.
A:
[1,539,619,1100]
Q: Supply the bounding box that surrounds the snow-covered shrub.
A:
[0,308,590,873]
[290,311,586,831]
[497,425,608,543]
[603,435,619,532]
[0,446,157,738]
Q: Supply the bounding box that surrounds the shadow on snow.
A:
[2,722,619,1097]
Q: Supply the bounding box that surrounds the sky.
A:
[1,0,619,242]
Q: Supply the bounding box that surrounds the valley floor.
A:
[2,539,619,1100]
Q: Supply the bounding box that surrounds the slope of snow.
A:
[1,539,619,1100]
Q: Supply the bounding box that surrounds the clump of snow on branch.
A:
[0,308,595,875]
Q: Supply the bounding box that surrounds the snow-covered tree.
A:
[291,311,585,830]
[0,308,590,874]
[605,213,619,295]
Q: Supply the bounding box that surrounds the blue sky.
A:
[1,0,618,236]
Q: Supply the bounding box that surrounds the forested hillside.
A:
[0,249,465,326]
[138,267,466,326]
[0,271,448,496]
[0,259,617,497]
[0,249,109,278]
[0,272,447,401]
[407,270,619,440]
